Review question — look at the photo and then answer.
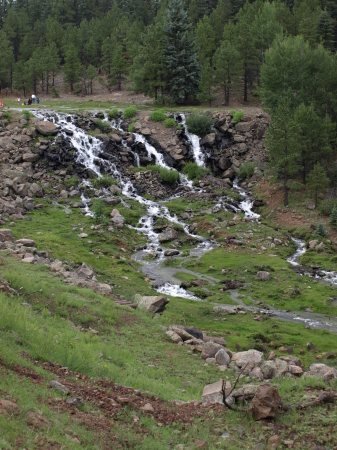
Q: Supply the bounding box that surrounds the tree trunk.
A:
[118,71,121,91]
[302,157,306,185]
[70,81,73,92]
[91,80,92,94]
[315,189,318,208]
[244,67,248,103]
[23,86,26,97]
[284,170,288,207]
[46,72,49,94]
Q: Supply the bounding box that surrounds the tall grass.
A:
[185,113,213,137]
[150,110,165,122]
[147,165,179,184]
[123,106,137,119]
[181,162,209,182]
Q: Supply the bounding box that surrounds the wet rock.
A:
[35,121,58,135]
[248,384,281,420]
[134,294,169,314]
[158,228,178,243]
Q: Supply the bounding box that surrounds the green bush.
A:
[185,113,213,137]
[91,199,109,224]
[230,110,244,122]
[65,177,79,188]
[92,175,117,189]
[182,162,209,182]
[151,110,166,122]
[108,108,119,120]
[3,111,11,125]
[319,198,337,216]
[164,118,176,128]
[123,106,137,119]
[238,162,256,181]
[128,119,137,132]
[51,86,60,98]
[315,222,327,238]
[94,119,111,132]
[21,110,34,120]
[148,165,179,184]
[73,86,82,96]
[329,207,337,229]
[177,124,183,131]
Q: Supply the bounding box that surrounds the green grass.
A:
[91,175,117,189]
[230,110,244,122]
[94,119,111,132]
[147,165,179,184]
[185,113,213,137]
[21,110,34,120]
[182,162,209,182]
[123,106,137,119]
[150,110,165,122]
[107,108,119,119]
[65,177,79,188]
[238,162,256,181]
[164,118,176,128]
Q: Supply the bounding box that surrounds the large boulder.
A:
[202,379,233,405]
[215,349,230,366]
[231,350,264,371]
[218,155,231,171]
[16,239,36,248]
[35,121,58,136]
[303,363,337,381]
[158,228,178,243]
[134,294,169,314]
[248,384,281,421]
[201,342,225,360]
[77,262,94,279]
[0,229,15,242]
[256,271,271,281]
[260,359,288,379]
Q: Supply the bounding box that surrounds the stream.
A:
[33,110,337,332]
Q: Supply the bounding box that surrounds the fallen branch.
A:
[221,364,248,412]
[280,391,337,411]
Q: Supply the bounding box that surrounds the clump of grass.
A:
[238,162,256,181]
[164,118,176,128]
[92,199,109,224]
[3,111,11,126]
[21,110,34,120]
[151,110,166,122]
[147,165,179,184]
[123,106,137,119]
[230,110,244,122]
[94,119,111,132]
[108,108,119,120]
[182,162,209,182]
[128,119,137,132]
[92,175,117,189]
[65,177,79,188]
[185,113,213,137]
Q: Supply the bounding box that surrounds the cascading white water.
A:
[232,178,260,220]
[34,111,211,300]
[179,113,204,166]
[287,238,306,266]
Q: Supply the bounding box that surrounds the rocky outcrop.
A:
[134,294,169,314]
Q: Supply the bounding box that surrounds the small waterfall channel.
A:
[32,111,337,332]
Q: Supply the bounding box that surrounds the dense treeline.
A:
[1,0,337,205]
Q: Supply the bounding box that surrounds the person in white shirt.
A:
[32,94,36,103]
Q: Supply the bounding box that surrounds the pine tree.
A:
[0,29,15,92]
[265,96,299,207]
[109,43,128,91]
[315,222,327,238]
[329,207,337,229]
[64,44,82,91]
[195,15,216,64]
[197,59,216,106]
[317,8,335,50]
[86,64,96,94]
[209,0,232,46]
[43,42,60,92]
[163,0,200,104]
[307,163,330,208]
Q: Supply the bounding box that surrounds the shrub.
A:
[92,175,117,189]
[91,199,108,224]
[148,165,179,184]
[73,85,82,95]
[94,119,111,132]
[108,108,119,120]
[3,111,11,125]
[128,119,137,132]
[51,86,60,98]
[177,124,183,131]
[151,110,166,122]
[230,110,244,122]
[185,113,213,137]
[182,162,209,182]
[164,118,176,128]
[65,177,79,188]
[21,110,34,120]
[123,106,137,119]
[315,222,327,238]
[238,162,256,181]
[329,207,337,229]
[319,198,337,216]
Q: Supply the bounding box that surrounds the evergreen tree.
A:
[64,44,82,91]
[0,29,14,92]
[329,207,337,229]
[197,58,215,105]
[265,96,299,206]
[163,0,200,104]
[44,43,60,93]
[86,64,96,94]
[13,59,31,96]
[315,222,327,238]
[195,15,216,64]
[307,162,329,207]
[109,43,128,91]
[209,0,232,47]
[214,26,242,105]
[317,8,335,50]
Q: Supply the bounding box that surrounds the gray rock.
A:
[158,228,178,243]
[164,249,179,256]
[201,342,225,360]
[35,121,58,136]
[16,238,36,248]
[77,262,94,279]
[215,349,230,366]
[50,380,69,394]
[134,294,169,314]
[256,271,271,281]
[165,330,183,343]
[231,350,264,371]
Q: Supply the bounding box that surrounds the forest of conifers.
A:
[1,0,337,204]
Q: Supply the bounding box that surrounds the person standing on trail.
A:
[37,97,40,104]
[31,94,36,103]
[18,97,20,104]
